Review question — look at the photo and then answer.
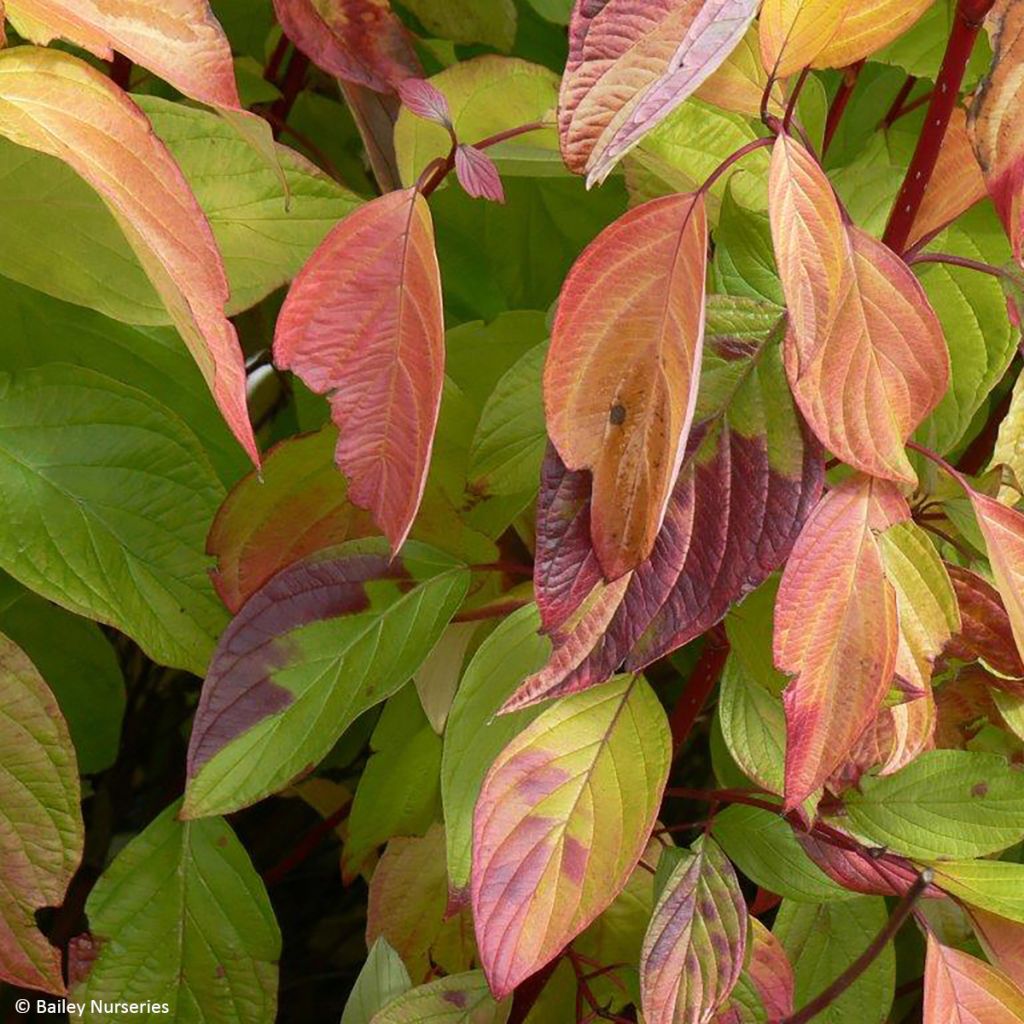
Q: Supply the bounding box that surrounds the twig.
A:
[823,60,865,154]
[881,75,919,129]
[268,50,310,137]
[668,625,729,757]
[263,799,351,887]
[508,958,565,1024]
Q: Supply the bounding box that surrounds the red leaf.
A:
[454,144,506,203]
[971,909,1024,991]
[398,77,452,126]
[946,564,1024,687]
[272,0,421,93]
[274,188,445,552]
[545,193,708,580]
[775,474,909,808]
[712,920,794,1024]
[924,933,1024,1023]
[797,833,943,899]
[559,0,759,184]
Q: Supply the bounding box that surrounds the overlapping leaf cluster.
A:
[2,1,1024,1022]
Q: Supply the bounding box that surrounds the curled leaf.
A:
[274,188,445,552]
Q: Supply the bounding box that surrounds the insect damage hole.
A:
[609,403,626,425]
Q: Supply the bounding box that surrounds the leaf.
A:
[775,474,908,807]
[394,56,559,185]
[946,564,1024,685]
[759,0,845,78]
[968,0,1024,263]
[770,134,949,483]
[0,47,257,462]
[876,2,993,83]
[274,188,445,551]
[472,675,671,997]
[398,78,452,126]
[796,832,939,899]
[72,802,279,1023]
[546,192,707,579]
[712,804,854,903]
[640,836,748,1024]
[513,296,822,707]
[271,0,420,92]
[971,909,1024,991]
[0,634,82,994]
[712,189,784,305]
[184,540,469,817]
[367,825,477,981]
[413,622,477,734]
[924,934,1024,1024]
[0,364,227,675]
[812,0,934,69]
[454,144,505,203]
[369,971,509,1024]
[341,939,412,1024]
[841,749,1024,860]
[0,574,124,775]
[401,0,517,51]
[559,0,760,184]
[774,897,895,1024]
[970,492,1024,671]
[712,919,794,1024]
[441,605,552,901]
[930,859,1024,924]
[342,687,442,880]
[4,0,240,107]
[693,25,777,118]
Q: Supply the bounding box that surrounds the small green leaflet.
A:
[341,939,412,1024]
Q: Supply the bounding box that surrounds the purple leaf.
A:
[397,77,452,126]
[454,144,505,203]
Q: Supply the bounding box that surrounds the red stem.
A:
[268,50,310,138]
[822,60,865,155]
[264,35,291,85]
[508,958,564,1024]
[263,799,351,886]
[882,0,995,253]
[668,626,729,756]
[881,75,919,129]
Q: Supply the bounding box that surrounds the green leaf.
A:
[710,188,785,306]
[185,540,469,818]
[712,805,854,903]
[468,340,547,497]
[0,573,124,774]
[0,274,248,484]
[774,897,895,1024]
[915,206,1018,454]
[441,603,551,897]
[400,0,517,51]
[931,859,1024,924]
[841,750,1024,860]
[343,687,443,880]
[0,98,357,326]
[394,56,559,185]
[341,939,412,1024]
[0,364,226,674]
[370,970,509,1023]
[74,802,280,1024]
[0,633,82,993]
[828,133,907,237]
[523,0,571,24]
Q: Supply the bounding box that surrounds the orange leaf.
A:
[759,0,845,78]
[274,188,444,553]
[0,46,257,463]
[969,0,1024,264]
[908,107,988,250]
[775,474,908,807]
[971,910,1024,992]
[4,0,241,108]
[545,193,708,580]
[813,0,933,69]
[559,0,759,184]
[969,492,1024,671]
[924,934,1024,1023]
[770,137,948,483]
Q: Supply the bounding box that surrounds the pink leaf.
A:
[454,144,506,203]
[398,77,452,126]
[274,188,445,552]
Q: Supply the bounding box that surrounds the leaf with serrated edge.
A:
[925,934,1024,1024]
[369,971,509,1024]
[641,836,747,1024]
[968,0,1024,264]
[341,939,412,1024]
[274,188,444,552]
[841,749,1024,860]
[72,802,279,1023]
[559,0,759,184]
[271,0,420,92]
[0,634,82,994]
[546,192,707,580]
[775,474,908,807]
[473,675,671,997]
[184,540,469,818]
[0,46,257,462]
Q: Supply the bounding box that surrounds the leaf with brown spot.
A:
[274,188,445,552]
[775,474,908,808]
[640,836,747,1024]
[473,675,670,997]
[558,0,759,184]
[0,633,82,994]
[924,933,1024,1024]
[368,970,508,1024]
[545,192,708,580]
